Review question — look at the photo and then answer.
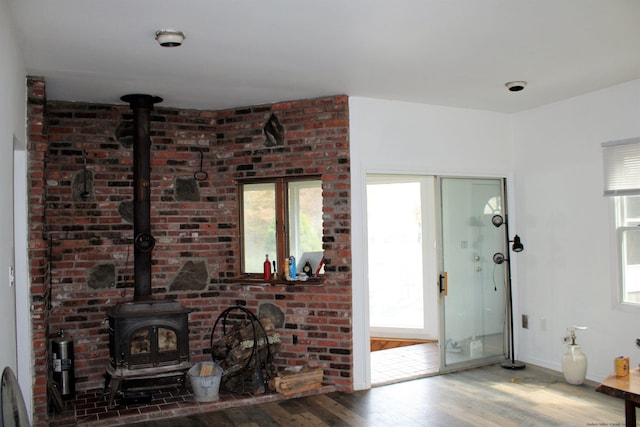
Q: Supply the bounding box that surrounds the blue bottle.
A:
[289,256,297,279]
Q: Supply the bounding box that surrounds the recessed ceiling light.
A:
[155,29,185,47]
[505,81,527,92]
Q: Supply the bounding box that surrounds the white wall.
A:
[513,79,640,382]
[0,0,31,418]
[349,97,512,389]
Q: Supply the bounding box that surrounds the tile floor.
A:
[370,342,440,386]
[370,334,506,387]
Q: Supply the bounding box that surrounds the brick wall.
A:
[27,77,352,425]
[27,77,50,423]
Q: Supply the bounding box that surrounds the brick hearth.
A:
[48,383,336,426]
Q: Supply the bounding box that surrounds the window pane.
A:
[622,196,640,226]
[243,183,276,273]
[618,195,640,304]
[623,228,640,303]
[288,180,323,266]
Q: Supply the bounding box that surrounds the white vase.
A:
[562,344,588,385]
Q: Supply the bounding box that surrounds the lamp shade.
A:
[512,235,524,252]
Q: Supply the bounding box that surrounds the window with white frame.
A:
[615,196,640,303]
[603,137,640,304]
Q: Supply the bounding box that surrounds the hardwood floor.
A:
[131,363,625,426]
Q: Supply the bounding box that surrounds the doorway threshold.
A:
[371,342,439,387]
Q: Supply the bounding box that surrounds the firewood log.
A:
[211,316,281,395]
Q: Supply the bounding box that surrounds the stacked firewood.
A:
[210,317,280,394]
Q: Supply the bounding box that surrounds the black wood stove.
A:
[108,302,189,371]
[104,94,191,407]
[105,301,191,406]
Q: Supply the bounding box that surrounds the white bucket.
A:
[188,362,223,402]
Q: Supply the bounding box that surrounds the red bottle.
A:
[263,254,272,280]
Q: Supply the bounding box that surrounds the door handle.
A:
[439,272,448,296]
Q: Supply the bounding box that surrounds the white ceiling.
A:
[6,0,640,113]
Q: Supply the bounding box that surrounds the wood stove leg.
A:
[107,377,121,408]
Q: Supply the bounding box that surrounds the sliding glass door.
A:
[439,177,507,370]
[365,174,508,374]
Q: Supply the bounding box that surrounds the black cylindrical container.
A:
[51,329,75,400]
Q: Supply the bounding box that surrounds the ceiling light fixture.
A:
[155,29,185,47]
[505,81,527,92]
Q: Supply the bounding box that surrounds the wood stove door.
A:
[155,326,180,366]
[129,326,154,368]
[129,326,181,368]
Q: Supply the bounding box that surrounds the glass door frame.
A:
[436,176,508,373]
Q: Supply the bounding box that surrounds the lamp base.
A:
[501,359,526,370]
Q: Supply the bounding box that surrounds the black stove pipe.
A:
[121,94,162,301]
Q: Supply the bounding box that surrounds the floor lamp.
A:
[491,213,526,370]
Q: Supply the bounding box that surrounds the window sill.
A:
[225,277,324,286]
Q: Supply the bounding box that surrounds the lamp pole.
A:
[500,194,525,370]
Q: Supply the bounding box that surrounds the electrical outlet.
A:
[522,314,529,329]
[540,318,547,331]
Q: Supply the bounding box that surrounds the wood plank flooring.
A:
[130,363,625,426]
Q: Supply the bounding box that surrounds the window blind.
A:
[602,137,640,196]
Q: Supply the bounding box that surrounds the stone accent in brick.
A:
[87,263,116,289]
[114,119,134,148]
[174,177,200,201]
[118,200,134,223]
[258,303,285,328]
[263,113,285,147]
[169,260,208,291]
